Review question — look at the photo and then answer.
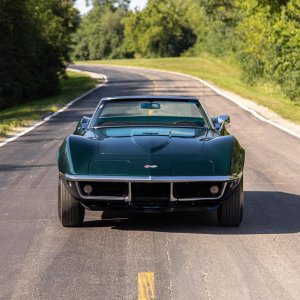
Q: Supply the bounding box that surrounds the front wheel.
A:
[58,179,85,227]
[217,178,243,227]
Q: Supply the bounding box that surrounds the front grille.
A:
[77,180,224,202]
[173,182,223,199]
[78,182,128,197]
[131,183,170,206]
[132,183,170,198]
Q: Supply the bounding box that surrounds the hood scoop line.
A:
[131,131,171,153]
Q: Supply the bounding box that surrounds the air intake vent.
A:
[78,182,128,197]
[131,183,170,206]
[173,182,223,199]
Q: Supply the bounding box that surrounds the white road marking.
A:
[1,64,299,150]
[0,71,108,148]
[80,64,300,139]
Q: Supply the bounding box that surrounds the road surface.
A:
[0,65,300,300]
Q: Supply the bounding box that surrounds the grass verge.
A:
[0,71,98,139]
[78,54,300,124]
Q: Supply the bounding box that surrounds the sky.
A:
[74,0,148,15]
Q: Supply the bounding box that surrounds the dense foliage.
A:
[72,0,300,103]
[235,0,300,102]
[1,0,299,108]
[0,0,79,109]
[122,0,196,57]
[72,2,130,60]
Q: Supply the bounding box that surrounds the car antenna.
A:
[202,52,204,102]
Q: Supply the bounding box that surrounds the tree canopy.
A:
[122,0,196,57]
[1,0,300,108]
[0,0,79,109]
[72,0,300,103]
[72,3,130,60]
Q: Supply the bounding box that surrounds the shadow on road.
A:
[0,163,56,172]
[82,191,300,234]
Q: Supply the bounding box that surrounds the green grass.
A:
[0,71,98,138]
[77,54,300,124]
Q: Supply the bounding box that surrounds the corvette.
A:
[57,96,245,227]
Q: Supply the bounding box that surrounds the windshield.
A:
[100,100,202,117]
[90,99,211,128]
[94,127,209,138]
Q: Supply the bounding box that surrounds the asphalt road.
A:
[0,65,300,300]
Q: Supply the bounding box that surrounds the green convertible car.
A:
[57,96,245,227]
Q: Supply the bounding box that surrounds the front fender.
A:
[230,137,245,175]
[57,135,98,174]
[203,135,245,175]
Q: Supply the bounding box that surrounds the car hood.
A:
[92,134,212,176]
[58,129,234,177]
[98,134,206,154]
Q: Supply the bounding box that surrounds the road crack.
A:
[165,233,174,300]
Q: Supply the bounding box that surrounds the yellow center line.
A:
[138,272,155,300]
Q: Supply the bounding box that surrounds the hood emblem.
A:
[144,165,158,169]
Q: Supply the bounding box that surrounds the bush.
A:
[0,0,78,109]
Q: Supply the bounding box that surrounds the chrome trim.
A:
[229,175,242,190]
[199,98,215,130]
[61,173,242,183]
[75,182,130,201]
[62,173,242,202]
[172,182,227,202]
[127,182,132,203]
[170,182,177,202]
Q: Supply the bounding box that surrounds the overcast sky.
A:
[74,0,148,14]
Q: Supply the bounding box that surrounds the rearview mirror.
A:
[140,102,161,109]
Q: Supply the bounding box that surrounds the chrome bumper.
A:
[60,172,242,202]
[60,173,242,183]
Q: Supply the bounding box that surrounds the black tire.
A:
[58,179,85,227]
[217,178,243,227]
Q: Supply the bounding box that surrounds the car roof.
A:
[101,95,200,101]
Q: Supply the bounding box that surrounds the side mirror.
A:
[81,116,91,130]
[74,116,91,135]
[211,115,230,131]
[217,115,230,124]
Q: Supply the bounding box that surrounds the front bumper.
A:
[59,173,242,212]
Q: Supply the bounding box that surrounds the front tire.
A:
[58,179,85,227]
[217,178,243,227]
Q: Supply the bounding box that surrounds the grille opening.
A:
[78,182,128,197]
[173,182,223,199]
[131,183,170,206]
[132,183,170,198]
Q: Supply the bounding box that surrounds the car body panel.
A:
[57,96,245,212]
[58,133,241,177]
